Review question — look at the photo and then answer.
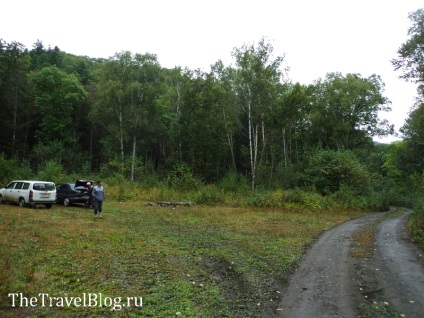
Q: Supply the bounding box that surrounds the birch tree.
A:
[232,38,285,189]
[96,51,163,180]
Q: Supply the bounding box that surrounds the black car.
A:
[56,180,94,207]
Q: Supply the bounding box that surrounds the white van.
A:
[0,180,56,208]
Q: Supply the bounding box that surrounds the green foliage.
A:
[1,38,419,215]
[410,199,424,249]
[329,185,389,211]
[28,65,87,145]
[281,188,328,211]
[399,103,424,174]
[0,154,33,184]
[167,164,202,191]
[192,184,226,205]
[36,160,65,183]
[218,172,250,192]
[302,149,370,195]
[32,141,70,167]
[308,73,393,150]
[407,174,424,249]
[247,190,284,207]
[274,163,302,189]
[99,156,144,181]
[392,8,424,96]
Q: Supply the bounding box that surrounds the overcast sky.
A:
[2,0,422,142]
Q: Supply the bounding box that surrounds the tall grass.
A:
[100,179,389,212]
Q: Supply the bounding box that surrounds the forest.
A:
[0,10,423,242]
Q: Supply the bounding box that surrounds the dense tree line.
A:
[0,9,423,195]
[0,39,393,185]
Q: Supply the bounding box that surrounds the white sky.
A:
[2,0,422,142]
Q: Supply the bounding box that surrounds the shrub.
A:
[36,160,65,183]
[193,185,226,205]
[281,188,328,211]
[219,172,250,193]
[0,154,33,184]
[328,185,389,211]
[409,199,424,249]
[302,149,370,195]
[99,157,144,181]
[167,164,202,191]
[247,190,284,207]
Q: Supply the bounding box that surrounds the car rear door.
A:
[31,182,56,203]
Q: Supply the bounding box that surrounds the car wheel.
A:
[19,198,26,208]
[45,204,52,209]
[0,195,4,204]
[64,197,71,206]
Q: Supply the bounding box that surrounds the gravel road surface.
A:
[277,209,424,317]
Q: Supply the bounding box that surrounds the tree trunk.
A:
[222,108,237,172]
[131,134,136,181]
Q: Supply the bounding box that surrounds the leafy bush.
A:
[328,185,389,211]
[167,164,202,191]
[281,188,328,211]
[247,190,284,207]
[409,199,424,249]
[193,185,226,205]
[99,156,144,181]
[274,163,301,189]
[219,172,250,192]
[0,154,33,184]
[302,149,370,195]
[36,160,65,183]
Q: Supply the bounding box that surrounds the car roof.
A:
[9,180,55,183]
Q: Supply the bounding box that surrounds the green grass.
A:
[0,201,368,317]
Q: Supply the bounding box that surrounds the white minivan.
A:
[0,180,56,208]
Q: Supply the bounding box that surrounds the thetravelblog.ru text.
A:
[8,293,142,311]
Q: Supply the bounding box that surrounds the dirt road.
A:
[277,209,424,317]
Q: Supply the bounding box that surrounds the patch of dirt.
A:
[275,209,424,317]
[200,256,286,317]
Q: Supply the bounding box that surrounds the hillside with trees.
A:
[1,9,423,245]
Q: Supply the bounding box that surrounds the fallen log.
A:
[144,201,195,207]
[157,201,194,207]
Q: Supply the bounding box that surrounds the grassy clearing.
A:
[0,201,368,317]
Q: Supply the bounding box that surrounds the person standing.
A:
[86,182,94,208]
[92,180,106,219]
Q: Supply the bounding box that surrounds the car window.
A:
[15,182,24,189]
[22,183,30,190]
[46,183,55,191]
[33,183,55,191]
[7,182,17,189]
[58,184,67,191]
